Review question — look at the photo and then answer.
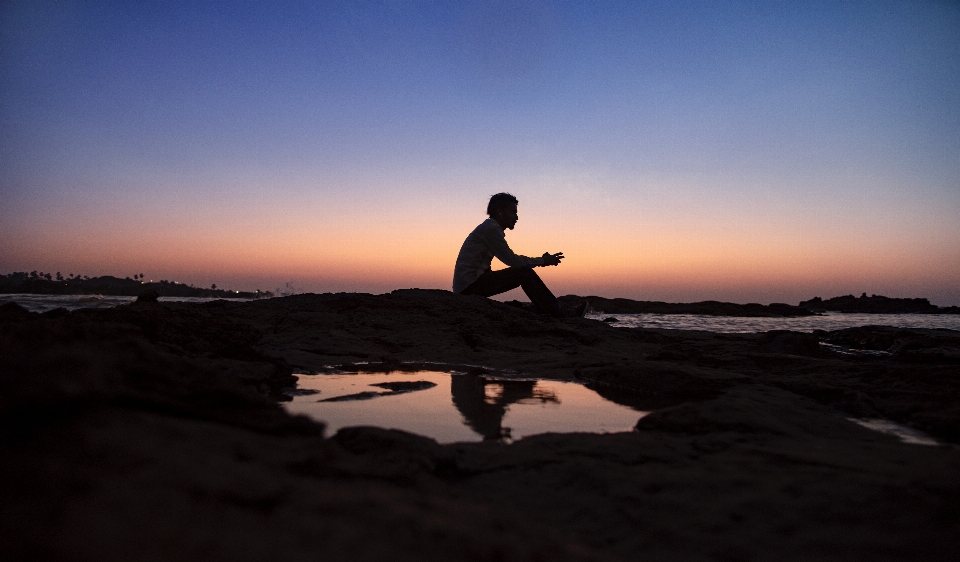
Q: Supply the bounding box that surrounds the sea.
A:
[2,293,959,333]
[584,311,960,333]
[0,293,254,313]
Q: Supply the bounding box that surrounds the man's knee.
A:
[516,266,539,280]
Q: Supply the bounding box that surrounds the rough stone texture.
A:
[2,291,960,561]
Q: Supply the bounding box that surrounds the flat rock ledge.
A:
[2,290,960,561]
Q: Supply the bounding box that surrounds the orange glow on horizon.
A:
[6,212,957,304]
[3,175,958,305]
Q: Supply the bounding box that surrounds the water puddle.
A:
[284,371,649,443]
[847,418,940,446]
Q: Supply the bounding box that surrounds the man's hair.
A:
[487,192,518,217]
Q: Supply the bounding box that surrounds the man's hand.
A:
[541,252,564,266]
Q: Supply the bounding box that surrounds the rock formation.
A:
[2,291,959,561]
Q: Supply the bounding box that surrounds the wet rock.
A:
[370,380,437,392]
[4,290,960,561]
[577,363,738,399]
[331,426,455,477]
[635,385,863,437]
[320,390,389,402]
[756,330,820,356]
[0,301,32,322]
[821,326,910,351]
[136,289,160,302]
[320,380,438,402]
[822,325,960,355]
[282,387,319,397]
[40,307,69,319]
[837,390,879,417]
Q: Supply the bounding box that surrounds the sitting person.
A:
[452,192,585,317]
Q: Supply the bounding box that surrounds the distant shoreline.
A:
[0,272,271,299]
[560,293,960,316]
[4,272,956,315]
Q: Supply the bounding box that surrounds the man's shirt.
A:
[452,218,545,293]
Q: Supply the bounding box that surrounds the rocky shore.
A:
[557,293,960,316]
[3,290,959,561]
[800,294,960,314]
[559,295,815,316]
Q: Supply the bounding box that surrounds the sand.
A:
[2,290,959,561]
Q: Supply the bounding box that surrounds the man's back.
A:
[452,218,542,293]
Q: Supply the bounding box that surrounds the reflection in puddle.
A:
[284,371,648,443]
[319,380,438,402]
[848,418,940,446]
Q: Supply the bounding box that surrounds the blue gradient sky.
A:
[2,1,959,304]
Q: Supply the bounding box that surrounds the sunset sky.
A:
[2,1,959,304]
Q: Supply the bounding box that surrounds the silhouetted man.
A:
[453,193,585,317]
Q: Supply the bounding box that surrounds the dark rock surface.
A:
[560,295,815,316]
[0,301,32,322]
[136,288,160,302]
[3,290,960,561]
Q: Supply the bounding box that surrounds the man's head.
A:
[487,192,519,230]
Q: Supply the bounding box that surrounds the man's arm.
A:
[475,221,545,267]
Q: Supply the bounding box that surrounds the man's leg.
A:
[460,267,562,316]
[515,267,562,316]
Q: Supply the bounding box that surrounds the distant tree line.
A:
[0,271,273,299]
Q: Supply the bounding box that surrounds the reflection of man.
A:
[453,193,586,317]
[450,374,557,441]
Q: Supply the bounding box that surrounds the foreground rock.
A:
[2,292,960,561]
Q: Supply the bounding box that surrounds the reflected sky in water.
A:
[284,371,647,443]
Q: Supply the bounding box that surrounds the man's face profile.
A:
[497,203,519,230]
